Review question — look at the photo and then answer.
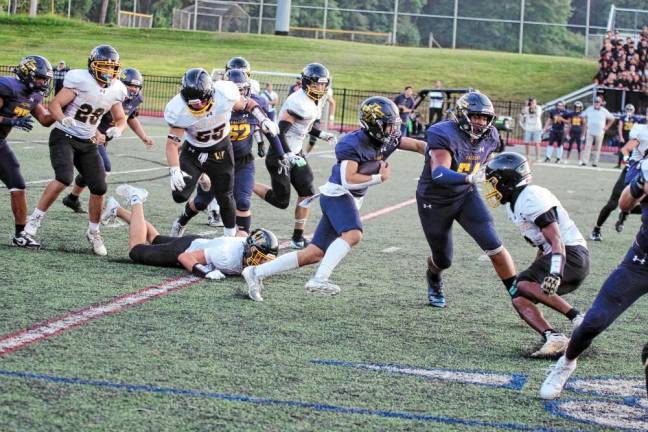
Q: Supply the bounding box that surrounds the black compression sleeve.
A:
[278,120,292,153]
[534,207,558,228]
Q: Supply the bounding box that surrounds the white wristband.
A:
[550,253,564,275]
[370,174,383,185]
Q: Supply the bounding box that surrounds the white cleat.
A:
[571,312,585,330]
[101,196,121,225]
[170,219,187,237]
[242,266,263,302]
[540,355,577,399]
[116,184,148,205]
[531,332,569,358]
[25,213,43,236]
[304,278,341,295]
[207,210,223,227]
[86,228,107,256]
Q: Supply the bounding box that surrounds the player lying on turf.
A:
[101,184,278,280]
[242,96,425,301]
[484,152,589,358]
[540,157,648,399]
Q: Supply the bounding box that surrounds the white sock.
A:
[546,145,553,159]
[255,251,299,279]
[314,238,352,281]
[556,145,564,159]
[31,208,45,219]
[223,227,236,237]
[562,355,576,366]
[88,222,100,232]
[130,195,142,206]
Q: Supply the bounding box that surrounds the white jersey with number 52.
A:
[55,69,127,140]
[164,80,240,148]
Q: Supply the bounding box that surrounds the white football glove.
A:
[260,119,279,136]
[169,166,191,192]
[467,167,486,185]
[319,131,337,145]
[205,269,226,280]
[285,152,307,167]
[61,116,77,128]
[105,127,122,140]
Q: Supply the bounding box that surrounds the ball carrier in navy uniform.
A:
[416,92,517,308]
[243,96,425,301]
[174,69,282,235]
[541,156,648,399]
[0,55,55,248]
[165,67,276,238]
[62,67,154,214]
[253,63,337,249]
[25,45,128,256]
[485,152,590,357]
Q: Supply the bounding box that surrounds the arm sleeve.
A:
[277,120,292,153]
[533,207,558,228]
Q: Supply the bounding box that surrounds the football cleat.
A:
[531,332,569,358]
[207,210,223,227]
[170,219,187,237]
[615,212,627,233]
[62,195,87,213]
[101,196,121,225]
[24,213,43,236]
[304,278,341,295]
[427,282,446,308]
[544,157,551,163]
[242,266,264,302]
[590,227,602,242]
[86,228,107,256]
[571,312,585,330]
[290,237,309,250]
[540,355,577,399]
[116,184,148,205]
[12,231,41,249]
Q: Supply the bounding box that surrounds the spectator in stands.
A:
[519,96,543,162]
[394,86,415,137]
[581,96,615,167]
[260,82,279,121]
[427,80,446,126]
[53,60,69,95]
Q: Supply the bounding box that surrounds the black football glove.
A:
[1,116,34,132]
[257,142,266,158]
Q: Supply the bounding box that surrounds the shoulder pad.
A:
[283,91,314,120]
[0,76,17,98]
[63,69,90,91]
[518,185,558,219]
[214,80,239,103]
[164,94,194,128]
[112,80,128,102]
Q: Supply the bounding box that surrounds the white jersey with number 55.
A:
[164,80,240,148]
[55,69,127,140]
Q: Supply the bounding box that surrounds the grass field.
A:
[0,118,646,431]
[0,15,598,101]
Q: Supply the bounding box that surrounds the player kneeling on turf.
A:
[242,96,425,302]
[101,184,278,279]
[484,152,590,358]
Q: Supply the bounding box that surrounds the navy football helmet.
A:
[359,96,401,146]
[484,151,531,207]
[120,67,143,99]
[225,56,251,77]
[180,68,214,115]
[301,63,330,101]
[223,68,250,97]
[14,55,53,95]
[88,44,121,86]
[453,91,496,140]
[243,229,279,267]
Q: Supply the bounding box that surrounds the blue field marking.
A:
[545,397,648,431]
[565,376,646,398]
[310,359,527,390]
[0,368,579,431]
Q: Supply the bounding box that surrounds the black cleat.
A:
[12,231,41,249]
[590,227,602,241]
[615,212,627,233]
[62,195,87,213]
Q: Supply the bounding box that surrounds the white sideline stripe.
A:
[356,363,514,386]
[24,167,167,185]
[534,162,619,174]
[9,135,168,145]
[381,247,401,253]
[0,276,200,356]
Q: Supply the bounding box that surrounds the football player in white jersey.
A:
[253,63,337,249]
[25,45,128,256]
[100,184,277,279]
[303,86,336,155]
[165,67,277,238]
[485,152,590,358]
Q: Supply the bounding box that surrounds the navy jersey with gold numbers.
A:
[0,76,43,140]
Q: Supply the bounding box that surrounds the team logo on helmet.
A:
[14,55,53,95]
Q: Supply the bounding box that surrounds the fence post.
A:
[584,0,590,56]
[518,0,524,54]
[258,0,264,34]
[323,0,328,39]
[340,88,347,133]
[391,0,399,45]
[452,0,458,49]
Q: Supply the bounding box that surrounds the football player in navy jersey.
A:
[541,156,648,399]
[179,69,284,235]
[0,55,55,249]
[242,96,425,301]
[416,91,517,308]
[61,67,154,214]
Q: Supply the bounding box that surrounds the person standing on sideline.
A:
[260,82,279,122]
[52,60,69,95]
[564,101,585,164]
[581,96,615,167]
[427,80,446,126]
[519,97,543,163]
[543,101,568,164]
[394,86,415,137]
